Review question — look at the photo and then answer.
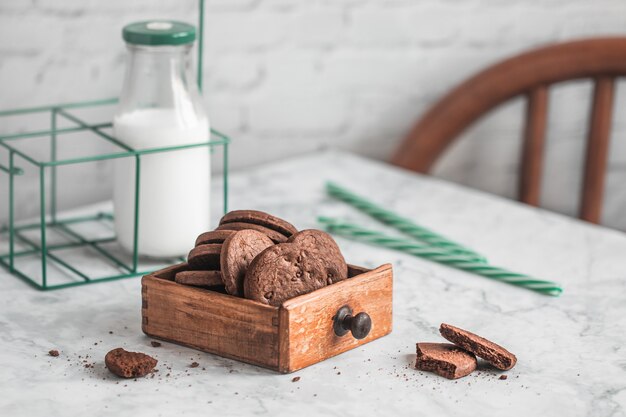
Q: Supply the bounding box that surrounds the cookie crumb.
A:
[190,362,199,368]
[151,341,161,348]
[292,376,300,382]
[105,348,157,378]
[499,375,508,380]
[49,350,60,357]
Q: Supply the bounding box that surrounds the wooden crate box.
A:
[142,263,393,373]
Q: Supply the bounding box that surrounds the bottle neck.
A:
[117,43,205,126]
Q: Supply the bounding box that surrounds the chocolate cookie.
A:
[219,210,297,237]
[415,343,477,380]
[288,229,348,284]
[216,222,288,243]
[220,230,274,296]
[244,244,327,306]
[439,323,517,370]
[175,270,223,287]
[195,230,236,247]
[187,244,221,270]
[105,348,157,378]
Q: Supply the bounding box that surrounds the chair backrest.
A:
[391,37,626,224]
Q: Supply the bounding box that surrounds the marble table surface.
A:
[1,151,625,417]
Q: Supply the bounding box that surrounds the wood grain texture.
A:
[519,86,549,206]
[142,267,280,370]
[391,37,626,224]
[142,262,393,373]
[580,76,615,224]
[278,264,393,373]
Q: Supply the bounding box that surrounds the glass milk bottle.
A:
[113,21,210,258]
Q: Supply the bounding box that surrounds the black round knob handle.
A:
[333,306,372,340]
[350,312,372,339]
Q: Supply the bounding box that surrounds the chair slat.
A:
[519,86,549,206]
[580,77,615,223]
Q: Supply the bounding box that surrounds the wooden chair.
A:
[392,37,626,224]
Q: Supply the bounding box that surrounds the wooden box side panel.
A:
[142,275,280,370]
[279,264,393,373]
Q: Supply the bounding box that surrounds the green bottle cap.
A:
[122,20,196,46]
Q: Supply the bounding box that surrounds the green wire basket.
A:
[0,0,230,291]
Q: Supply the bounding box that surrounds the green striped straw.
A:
[326,182,487,263]
[318,217,563,297]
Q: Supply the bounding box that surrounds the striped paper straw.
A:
[326,182,487,263]
[318,217,563,297]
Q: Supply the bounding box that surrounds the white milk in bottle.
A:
[113,21,211,258]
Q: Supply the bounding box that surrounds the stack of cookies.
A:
[175,210,349,306]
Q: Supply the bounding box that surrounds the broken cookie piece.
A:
[105,348,157,378]
[415,342,477,380]
[439,323,517,371]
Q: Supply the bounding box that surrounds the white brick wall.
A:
[1,0,626,229]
